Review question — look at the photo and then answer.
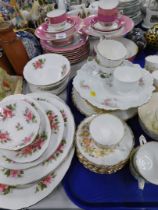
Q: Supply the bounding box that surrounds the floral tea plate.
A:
[72,87,137,120]
[0,96,51,163]
[76,115,134,167]
[0,148,74,210]
[0,99,40,150]
[0,93,75,170]
[73,61,154,110]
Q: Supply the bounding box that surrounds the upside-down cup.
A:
[98,0,119,25]
[45,9,67,30]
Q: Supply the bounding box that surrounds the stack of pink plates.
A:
[40,34,90,64]
[35,15,90,64]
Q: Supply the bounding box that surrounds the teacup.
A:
[45,9,67,30]
[95,39,127,68]
[98,0,119,24]
[145,55,158,72]
[89,114,124,149]
[113,66,142,93]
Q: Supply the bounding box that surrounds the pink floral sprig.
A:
[2,169,24,178]
[47,111,59,133]
[24,108,37,123]
[35,173,56,193]
[16,132,47,157]
[33,58,46,70]
[0,104,16,121]
[60,110,67,124]
[0,131,11,143]
[0,183,14,195]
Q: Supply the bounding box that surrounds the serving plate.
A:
[73,61,154,110]
[0,148,74,210]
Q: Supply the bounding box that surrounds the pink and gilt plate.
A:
[82,15,134,38]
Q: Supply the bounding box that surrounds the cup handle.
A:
[45,17,49,23]
[138,177,145,190]
[139,135,147,146]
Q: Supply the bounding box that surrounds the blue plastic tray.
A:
[62,49,158,210]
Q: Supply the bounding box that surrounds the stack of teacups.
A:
[76,114,134,174]
[130,135,158,190]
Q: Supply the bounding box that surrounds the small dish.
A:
[96,39,127,67]
[89,114,124,148]
[113,66,142,93]
[0,96,51,163]
[0,98,40,150]
[145,55,158,72]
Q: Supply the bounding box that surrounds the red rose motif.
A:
[0,184,8,192]
[42,175,52,186]
[3,108,13,118]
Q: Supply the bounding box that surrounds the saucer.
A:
[91,19,124,32]
[73,60,154,110]
[43,19,74,34]
[82,15,134,38]
[0,99,40,151]
[35,16,81,41]
[72,87,138,120]
[76,115,134,167]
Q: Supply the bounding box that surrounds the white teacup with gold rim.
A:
[89,114,125,149]
[113,66,142,93]
[96,39,127,68]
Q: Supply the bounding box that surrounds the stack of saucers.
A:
[76,114,134,174]
[23,53,71,95]
[118,0,143,26]
[35,9,90,64]
[73,50,154,120]
[130,136,158,190]
[0,92,75,210]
